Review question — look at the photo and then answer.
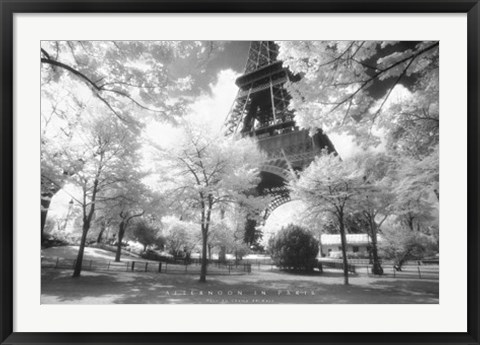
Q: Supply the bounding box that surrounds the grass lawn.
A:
[41,268,439,304]
[41,245,146,262]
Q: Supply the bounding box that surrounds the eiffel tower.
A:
[224,41,335,220]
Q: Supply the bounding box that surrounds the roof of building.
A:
[320,233,383,245]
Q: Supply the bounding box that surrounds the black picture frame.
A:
[1,1,479,344]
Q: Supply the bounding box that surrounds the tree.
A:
[243,218,263,249]
[69,112,142,277]
[395,148,439,203]
[225,207,256,260]
[277,41,439,148]
[162,216,200,258]
[156,119,264,282]
[380,82,439,200]
[106,186,153,263]
[114,210,145,261]
[92,212,115,244]
[379,223,436,270]
[41,82,86,236]
[352,152,397,274]
[277,42,440,254]
[291,152,365,285]
[41,41,220,123]
[154,235,167,251]
[208,207,252,262]
[130,220,160,252]
[112,197,167,261]
[268,224,319,272]
[92,152,162,262]
[393,154,438,235]
[379,77,439,161]
[239,193,270,250]
[374,149,438,271]
[40,41,222,235]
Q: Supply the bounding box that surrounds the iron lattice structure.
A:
[225,41,294,136]
[224,41,336,220]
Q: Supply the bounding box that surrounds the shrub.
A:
[41,233,70,248]
[268,224,319,271]
[379,224,437,270]
[140,250,173,262]
[346,252,370,260]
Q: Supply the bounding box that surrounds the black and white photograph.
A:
[40,40,439,304]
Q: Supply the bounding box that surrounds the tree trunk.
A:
[115,222,125,262]
[96,223,106,243]
[72,221,90,278]
[407,215,415,232]
[199,196,212,283]
[395,249,412,271]
[199,228,208,282]
[207,244,212,260]
[370,232,383,275]
[71,161,99,277]
[369,222,383,275]
[219,246,227,263]
[243,218,257,246]
[338,215,349,285]
[143,244,147,252]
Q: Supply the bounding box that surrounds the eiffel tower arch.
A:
[224,41,336,226]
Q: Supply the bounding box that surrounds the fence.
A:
[349,262,439,280]
[41,257,251,275]
[368,264,439,280]
[42,256,437,279]
[319,261,356,274]
[323,257,438,266]
[318,258,439,279]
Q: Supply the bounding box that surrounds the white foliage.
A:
[276,40,439,150]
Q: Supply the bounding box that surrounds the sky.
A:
[166,41,250,97]
[196,41,250,92]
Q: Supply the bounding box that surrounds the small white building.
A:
[319,234,382,258]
